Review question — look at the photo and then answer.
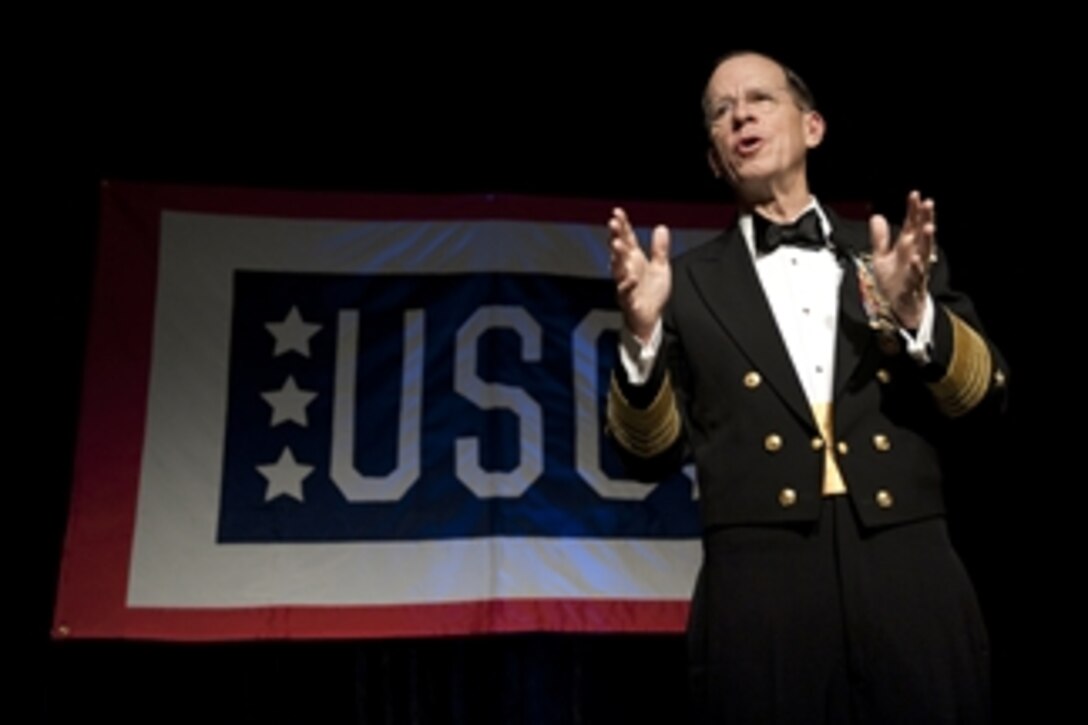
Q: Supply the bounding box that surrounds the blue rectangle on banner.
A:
[218,271,697,543]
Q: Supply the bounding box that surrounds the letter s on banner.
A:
[455,306,544,499]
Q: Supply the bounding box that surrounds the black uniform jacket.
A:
[607,209,1009,531]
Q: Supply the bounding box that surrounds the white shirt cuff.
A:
[901,294,935,364]
[618,320,663,385]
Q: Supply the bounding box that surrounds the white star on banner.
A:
[261,375,318,427]
[257,447,314,502]
[265,306,322,357]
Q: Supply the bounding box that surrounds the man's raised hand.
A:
[608,207,672,342]
[869,191,936,330]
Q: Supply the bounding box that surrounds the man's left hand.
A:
[869,190,936,330]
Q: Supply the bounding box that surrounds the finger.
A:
[609,242,623,272]
[916,221,935,263]
[610,245,635,282]
[611,207,629,230]
[610,207,638,250]
[611,244,644,291]
[901,193,935,253]
[920,197,935,227]
[907,223,937,287]
[610,235,630,256]
[922,198,937,258]
[917,198,935,239]
[650,225,671,264]
[608,216,628,248]
[906,190,922,230]
[908,257,928,293]
[869,214,891,256]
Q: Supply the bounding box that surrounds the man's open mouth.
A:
[735,135,763,157]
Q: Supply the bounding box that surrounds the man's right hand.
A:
[608,207,672,343]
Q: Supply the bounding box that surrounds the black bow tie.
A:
[754,209,827,254]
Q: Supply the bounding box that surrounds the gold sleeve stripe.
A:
[928,310,993,418]
[607,373,681,458]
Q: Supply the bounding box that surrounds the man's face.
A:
[703,54,824,197]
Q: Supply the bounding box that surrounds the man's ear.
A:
[804,110,826,149]
[707,146,724,178]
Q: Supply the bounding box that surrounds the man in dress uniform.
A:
[606,51,1007,724]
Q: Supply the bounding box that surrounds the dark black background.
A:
[24,20,1053,723]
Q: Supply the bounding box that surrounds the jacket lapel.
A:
[686,227,815,428]
[827,211,876,401]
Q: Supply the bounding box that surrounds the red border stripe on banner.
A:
[54,181,868,641]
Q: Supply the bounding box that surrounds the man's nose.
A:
[730,99,754,129]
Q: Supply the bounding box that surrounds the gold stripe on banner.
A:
[608,373,682,458]
[928,310,993,418]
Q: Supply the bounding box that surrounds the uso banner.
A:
[54,182,730,641]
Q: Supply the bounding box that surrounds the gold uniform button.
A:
[778,488,798,508]
[875,489,894,509]
[994,369,1006,389]
[872,434,891,452]
[764,434,783,453]
[810,437,825,451]
[743,371,762,389]
[876,368,892,384]
[836,441,849,455]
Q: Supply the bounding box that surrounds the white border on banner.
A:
[128,212,715,607]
